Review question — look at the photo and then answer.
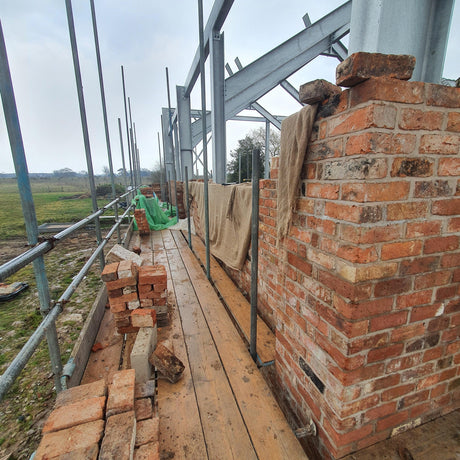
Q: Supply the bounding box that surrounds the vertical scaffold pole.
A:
[198,0,210,279]
[118,118,129,191]
[121,66,134,194]
[166,67,178,220]
[65,0,104,271]
[185,166,192,250]
[158,132,165,202]
[90,0,120,243]
[0,20,63,392]
[250,148,260,363]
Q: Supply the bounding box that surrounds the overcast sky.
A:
[0,1,459,175]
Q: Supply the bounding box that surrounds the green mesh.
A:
[132,192,177,231]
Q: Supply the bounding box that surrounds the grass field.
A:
[0,177,117,239]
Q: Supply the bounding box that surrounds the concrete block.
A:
[336,52,416,87]
[99,411,136,460]
[55,379,106,409]
[43,396,105,434]
[34,420,104,460]
[299,79,342,105]
[106,244,144,266]
[131,327,158,383]
[106,369,136,417]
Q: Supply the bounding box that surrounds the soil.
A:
[0,228,123,460]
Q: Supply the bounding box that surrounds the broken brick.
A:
[131,309,157,328]
[135,398,153,421]
[149,341,184,383]
[118,260,139,280]
[99,411,136,460]
[299,79,342,105]
[101,262,119,282]
[106,369,136,417]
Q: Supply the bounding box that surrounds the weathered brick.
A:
[399,108,443,130]
[306,182,339,199]
[299,79,342,105]
[131,327,157,382]
[101,262,119,282]
[337,245,378,264]
[99,411,136,460]
[414,181,452,198]
[406,221,442,238]
[342,182,409,202]
[387,202,428,221]
[438,158,460,176]
[414,271,451,290]
[420,134,459,155]
[391,158,433,177]
[43,396,105,434]
[424,235,458,254]
[35,420,104,460]
[135,417,159,447]
[106,369,136,417]
[135,398,153,421]
[135,380,156,399]
[369,311,408,332]
[106,276,137,290]
[381,241,422,260]
[325,202,383,224]
[376,411,409,432]
[447,112,460,132]
[340,223,402,244]
[336,53,416,87]
[399,256,438,275]
[138,265,167,286]
[337,260,397,283]
[374,278,411,298]
[131,309,157,328]
[134,442,160,460]
[396,290,432,309]
[55,379,106,409]
[118,260,139,280]
[426,83,460,108]
[287,252,312,276]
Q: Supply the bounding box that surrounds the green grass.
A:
[0,178,114,239]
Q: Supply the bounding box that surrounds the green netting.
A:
[132,192,177,231]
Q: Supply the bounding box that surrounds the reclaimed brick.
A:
[299,79,342,105]
[100,411,136,460]
[106,244,144,266]
[439,158,460,176]
[426,83,460,108]
[55,379,106,409]
[341,181,409,202]
[414,180,452,198]
[35,420,104,460]
[135,416,159,447]
[399,108,443,130]
[106,276,137,290]
[101,262,119,282]
[131,309,157,328]
[322,157,387,180]
[135,380,156,399]
[118,260,139,280]
[447,112,460,132]
[106,369,136,417]
[149,341,185,383]
[391,158,433,177]
[420,134,460,155]
[135,398,153,421]
[138,265,167,286]
[43,396,105,434]
[134,442,160,460]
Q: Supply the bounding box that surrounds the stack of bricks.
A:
[34,370,160,459]
[140,186,154,198]
[152,183,162,200]
[135,208,150,236]
[138,265,168,326]
[169,180,186,219]
[188,53,460,459]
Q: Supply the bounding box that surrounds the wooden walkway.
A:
[155,229,307,460]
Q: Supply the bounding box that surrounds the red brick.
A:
[391,322,426,342]
[153,283,167,292]
[448,217,460,233]
[367,343,405,363]
[329,363,385,386]
[415,271,451,290]
[325,202,383,224]
[381,241,422,260]
[414,180,452,198]
[135,417,159,447]
[410,304,444,322]
[102,262,119,282]
[328,104,396,137]
[420,134,459,155]
[107,369,136,417]
[439,158,460,176]
[337,245,378,263]
[35,420,104,460]
[138,284,153,295]
[43,396,105,434]
[299,79,342,104]
[447,112,460,132]
[335,296,393,321]
[400,256,439,275]
[345,132,416,156]
[287,252,312,276]
[342,182,409,202]
[436,285,457,301]
[319,270,372,302]
[135,442,160,460]
[348,331,389,354]
[118,260,139,279]
[365,401,397,421]
[106,276,137,290]
[369,311,408,332]
[391,158,433,177]
[131,308,157,328]
[387,202,428,220]
[424,235,458,254]
[374,278,411,298]
[307,138,343,160]
[100,411,136,460]
[306,182,339,199]
[340,223,402,244]
[396,290,432,309]
[406,221,442,238]
[376,411,409,432]
[336,53,415,87]
[399,108,443,130]
[297,198,314,214]
[55,379,106,409]
[387,354,422,374]
[426,83,460,108]
[138,265,167,286]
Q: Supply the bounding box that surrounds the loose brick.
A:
[106,369,136,417]
[35,420,104,460]
[138,265,167,286]
[135,380,156,399]
[43,396,105,434]
[135,416,159,447]
[150,341,185,383]
[426,83,460,108]
[118,260,139,279]
[135,398,153,421]
[134,442,160,460]
[399,108,443,131]
[123,285,138,295]
[106,276,137,290]
[106,244,144,266]
[299,79,342,105]
[420,134,459,155]
[391,158,433,177]
[100,411,136,460]
[336,53,415,87]
[55,379,106,409]
[101,262,119,282]
[131,309,157,328]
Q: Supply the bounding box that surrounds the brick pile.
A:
[134,208,150,236]
[189,53,460,458]
[169,180,186,219]
[102,261,168,334]
[138,265,169,326]
[140,186,154,198]
[34,370,159,459]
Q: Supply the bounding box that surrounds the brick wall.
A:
[190,77,460,458]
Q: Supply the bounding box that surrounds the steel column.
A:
[173,121,182,181]
[264,120,270,179]
[210,31,226,184]
[117,118,129,191]
[121,66,134,191]
[185,166,192,250]
[176,86,193,181]
[0,20,62,392]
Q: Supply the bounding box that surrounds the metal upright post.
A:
[166,67,179,220]
[185,166,192,250]
[264,120,270,179]
[65,0,104,271]
[118,118,129,191]
[0,20,62,392]
[173,122,182,181]
[157,132,165,202]
[128,98,137,190]
[90,0,120,243]
[250,148,260,363]
[238,149,241,183]
[133,121,141,186]
[121,66,134,193]
[176,86,194,182]
[198,0,210,279]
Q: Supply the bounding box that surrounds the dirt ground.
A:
[0,228,123,460]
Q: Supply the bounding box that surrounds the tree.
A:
[150,162,164,184]
[226,127,280,183]
[52,168,77,178]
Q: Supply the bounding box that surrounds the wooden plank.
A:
[151,231,207,460]
[189,233,275,364]
[164,235,257,460]
[176,234,308,460]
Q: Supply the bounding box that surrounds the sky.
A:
[0,0,459,175]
